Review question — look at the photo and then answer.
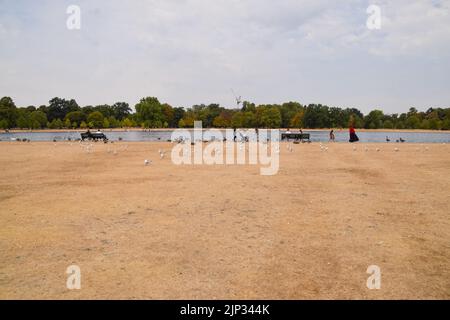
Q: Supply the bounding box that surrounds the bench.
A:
[281,133,311,142]
[80,131,108,142]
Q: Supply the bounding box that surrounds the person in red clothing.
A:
[349,125,359,143]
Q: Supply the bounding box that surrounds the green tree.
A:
[364,110,384,129]
[135,97,165,128]
[65,111,85,124]
[259,106,282,128]
[47,97,79,121]
[30,111,48,129]
[0,97,18,128]
[103,118,110,128]
[280,102,302,128]
[121,118,133,128]
[178,118,186,128]
[87,111,104,128]
[290,110,304,128]
[111,102,131,120]
[383,119,394,129]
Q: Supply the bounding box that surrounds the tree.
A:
[87,111,104,128]
[290,110,304,128]
[94,104,113,118]
[108,116,120,128]
[121,118,133,128]
[135,97,165,128]
[280,102,302,128]
[213,111,232,128]
[258,106,282,128]
[383,119,394,129]
[64,118,72,129]
[406,115,421,129]
[231,112,244,128]
[65,111,85,124]
[0,97,18,128]
[111,102,131,120]
[30,111,48,129]
[172,107,185,128]
[47,97,79,121]
[303,104,330,128]
[49,118,63,129]
[364,110,384,129]
[162,104,175,127]
[178,118,186,128]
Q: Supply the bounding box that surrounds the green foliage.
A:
[178,119,186,128]
[30,111,48,129]
[0,97,18,128]
[87,111,104,128]
[1,96,450,131]
[121,118,133,128]
[135,97,166,128]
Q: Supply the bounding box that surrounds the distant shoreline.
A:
[3,128,450,134]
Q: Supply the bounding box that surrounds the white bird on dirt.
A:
[144,159,151,166]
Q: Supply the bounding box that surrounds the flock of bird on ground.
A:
[4,134,442,167]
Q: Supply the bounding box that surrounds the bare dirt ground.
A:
[0,141,449,299]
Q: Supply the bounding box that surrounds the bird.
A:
[144,159,151,166]
[386,136,390,142]
[394,148,399,152]
[376,148,380,152]
[399,138,405,143]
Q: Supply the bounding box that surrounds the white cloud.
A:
[0,0,449,113]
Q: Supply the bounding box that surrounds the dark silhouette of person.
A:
[330,129,335,142]
[349,125,359,143]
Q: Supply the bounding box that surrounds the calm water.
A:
[1,130,450,143]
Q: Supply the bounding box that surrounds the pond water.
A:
[1,129,450,143]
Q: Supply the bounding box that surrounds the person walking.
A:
[349,125,359,143]
[329,129,335,142]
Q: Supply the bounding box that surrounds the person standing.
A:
[329,129,335,142]
[349,125,359,143]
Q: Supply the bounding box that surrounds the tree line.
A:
[1,96,449,130]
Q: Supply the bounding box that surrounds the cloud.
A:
[0,0,449,113]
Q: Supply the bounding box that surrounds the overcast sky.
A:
[1,0,449,114]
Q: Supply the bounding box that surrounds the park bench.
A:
[281,132,311,142]
[80,131,108,142]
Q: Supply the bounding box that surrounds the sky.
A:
[0,0,449,114]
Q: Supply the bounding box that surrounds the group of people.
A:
[231,127,360,143]
[327,127,359,143]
